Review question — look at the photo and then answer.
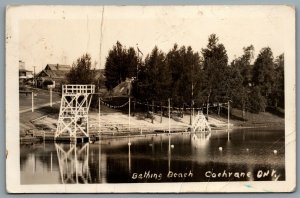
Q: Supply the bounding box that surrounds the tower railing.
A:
[62,85,95,94]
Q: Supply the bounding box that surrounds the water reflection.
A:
[128,136,131,174]
[168,135,171,172]
[55,143,90,184]
[20,128,285,184]
[191,132,211,149]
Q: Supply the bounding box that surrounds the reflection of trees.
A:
[19,130,285,183]
[20,143,57,171]
[55,143,91,184]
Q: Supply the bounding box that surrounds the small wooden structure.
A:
[191,111,211,133]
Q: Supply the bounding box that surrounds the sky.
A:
[18,6,290,73]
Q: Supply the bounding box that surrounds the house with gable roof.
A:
[36,64,71,89]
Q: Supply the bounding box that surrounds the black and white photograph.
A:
[6,5,295,193]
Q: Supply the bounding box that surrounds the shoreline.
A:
[20,123,284,144]
[19,104,285,144]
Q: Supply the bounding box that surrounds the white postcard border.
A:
[6,5,296,193]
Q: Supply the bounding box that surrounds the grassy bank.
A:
[209,107,284,128]
[19,101,284,143]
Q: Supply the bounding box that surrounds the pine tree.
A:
[230,45,254,118]
[201,34,229,114]
[166,44,202,107]
[67,53,96,84]
[143,46,171,101]
[271,54,284,108]
[252,47,275,97]
[104,41,139,90]
[252,47,275,111]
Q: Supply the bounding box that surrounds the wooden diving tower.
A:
[55,85,95,141]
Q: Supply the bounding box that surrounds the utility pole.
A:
[227,100,230,141]
[50,87,52,107]
[136,43,143,80]
[33,66,36,87]
[190,83,193,126]
[98,97,101,134]
[136,44,139,80]
[168,98,171,134]
[129,96,131,131]
[190,62,194,125]
[31,91,34,112]
[151,100,154,124]
[128,78,133,131]
[206,89,211,119]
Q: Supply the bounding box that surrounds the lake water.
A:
[20,127,285,184]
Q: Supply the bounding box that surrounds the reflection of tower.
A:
[190,133,211,164]
[55,143,91,184]
[55,85,95,140]
[191,133,211,150]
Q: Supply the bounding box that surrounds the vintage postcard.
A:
[6,5,296,193]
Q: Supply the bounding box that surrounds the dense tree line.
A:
[69,34,284,116]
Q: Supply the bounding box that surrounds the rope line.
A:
[99,98,229,110]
